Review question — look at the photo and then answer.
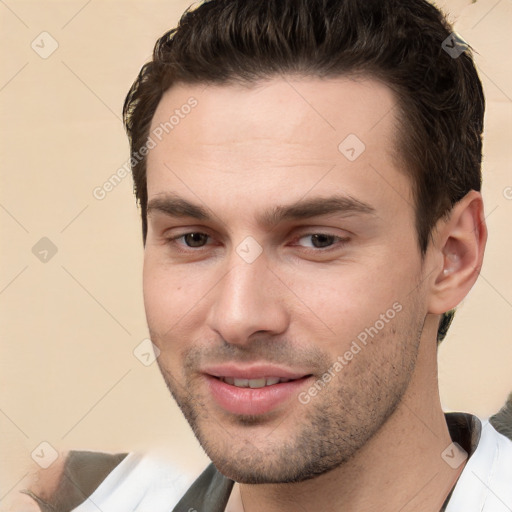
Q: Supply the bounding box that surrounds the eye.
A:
[295,233,347,249]
[169,232,211,249]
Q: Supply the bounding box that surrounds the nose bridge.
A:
[206,247,288,344]
[219,250,271,319]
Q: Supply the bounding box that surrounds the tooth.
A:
[265,377,280,386]
[248,378,267,388]
[234,378,249,387]
[223,377,235,385]
[279,378,290,383]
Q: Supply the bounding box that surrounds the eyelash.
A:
[165,232,350,254]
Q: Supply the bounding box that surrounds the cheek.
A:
[285,255,419,347]
[142,253,185,332]
[142,252,213,339]
[142,259,192,369]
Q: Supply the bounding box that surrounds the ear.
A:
[427,190,487,315]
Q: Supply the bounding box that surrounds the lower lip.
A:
[206,375,311,416]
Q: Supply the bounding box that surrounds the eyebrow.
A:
[147,193,376,227]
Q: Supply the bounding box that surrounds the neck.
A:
[228,318,464,512]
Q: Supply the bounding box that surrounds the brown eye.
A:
[310,234,336,248]
[296,233,340,249]
[183,233,209,247]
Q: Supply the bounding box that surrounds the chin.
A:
[211,452,348,484]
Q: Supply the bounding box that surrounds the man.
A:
[19,0,512,510]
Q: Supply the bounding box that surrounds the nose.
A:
[206,251,289,346]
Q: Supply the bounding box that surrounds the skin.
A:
[143,77,486,511]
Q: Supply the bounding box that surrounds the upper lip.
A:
[203,364,310,380]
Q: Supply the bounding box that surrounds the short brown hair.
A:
[123,0,485,341]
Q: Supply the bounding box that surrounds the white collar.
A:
[445,419,512,511]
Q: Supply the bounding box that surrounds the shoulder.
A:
[15,450,129,512]
[446,416,512,512]
[490,392,512,441]
[67,451,198,511]
[14,449,199,512]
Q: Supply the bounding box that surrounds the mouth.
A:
[217,376,298,388]
[203,365,313,416]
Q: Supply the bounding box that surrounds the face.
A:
[143,77,430,483]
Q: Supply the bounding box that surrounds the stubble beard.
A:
[155,312,424,484]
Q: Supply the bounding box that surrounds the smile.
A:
[205,370,312,416]
[218,377,294,388]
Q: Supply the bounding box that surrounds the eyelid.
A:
[166,231,215,250]
[163,225,215,240]
[164,230,350,256]
[290,232,350,249]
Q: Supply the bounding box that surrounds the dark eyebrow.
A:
[147,194,210,220]
[146,193,376,227]
[257,195,376,227]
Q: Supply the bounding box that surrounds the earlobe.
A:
[428,190,487,315]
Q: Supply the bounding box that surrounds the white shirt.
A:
[445,420,512,511]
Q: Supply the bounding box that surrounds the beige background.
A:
[0,0,511,506]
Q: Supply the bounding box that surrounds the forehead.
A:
[146,77,412,218]
[150,76,398,150]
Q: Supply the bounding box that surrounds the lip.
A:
[203,364,309,380]
[203,364,312,416]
